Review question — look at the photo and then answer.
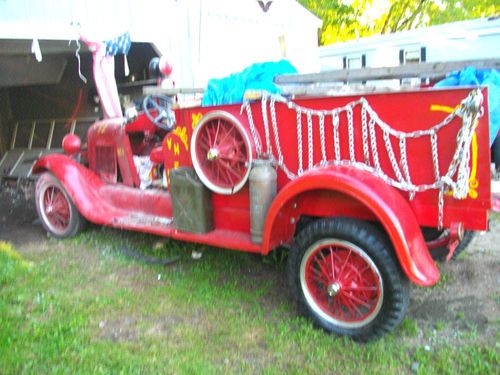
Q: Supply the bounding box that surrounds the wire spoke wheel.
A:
[43,186,71,232]
[301,239,383,328]
[288,218,409,342]
[191,111,252,194]
[35,172,85,238]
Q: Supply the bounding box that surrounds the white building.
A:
[319,17,500,72]
[0,0,321,177]
[0,0,321,88]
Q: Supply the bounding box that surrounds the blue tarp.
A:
[201,60,297,107]
[435,67,500,145]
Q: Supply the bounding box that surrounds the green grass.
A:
[0,230,498,374]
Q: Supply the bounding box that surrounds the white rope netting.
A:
[242,89,484,228]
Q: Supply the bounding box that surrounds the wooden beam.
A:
[0,55,67,87]
[142,58,500,98]
[118,79,157,89]
[143,86,205,95]
[279,84,417,97]
[274,58,500,84]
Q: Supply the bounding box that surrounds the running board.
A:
[113,213,173,227]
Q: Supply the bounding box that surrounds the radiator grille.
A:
[95,145,116,182]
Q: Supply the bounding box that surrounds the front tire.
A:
[287,218,409,342]
[35,172,85,238]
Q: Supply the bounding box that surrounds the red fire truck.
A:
[32,63,490,341]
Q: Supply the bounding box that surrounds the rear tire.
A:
[492,134,500,170]
[35,172,85,239]
[287,218,409,342]
[422,227,475,261]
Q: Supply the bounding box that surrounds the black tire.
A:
[35,172,85,239]
[492,134,500,170]
[422,227,475,261]
[287,218,409,342]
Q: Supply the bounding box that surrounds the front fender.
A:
[262,166,440,286]
[32,154,112,221]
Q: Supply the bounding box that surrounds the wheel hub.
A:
[207,148,219,161]
[327,282,341,297]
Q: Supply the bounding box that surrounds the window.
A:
[343,54,366,70]
[347,57,362,69]
[404,49,421,64]
[399,47,426,65]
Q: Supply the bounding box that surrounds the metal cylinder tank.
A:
[249,159,277,243]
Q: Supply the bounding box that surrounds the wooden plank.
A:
[0,55,68,87]
[142,58,500,98]
[143,86,206,95]
[280,84,417,97]
[274,58,500,84]
[118,79,157,89]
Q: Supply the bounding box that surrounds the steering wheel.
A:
[142,95,176,132]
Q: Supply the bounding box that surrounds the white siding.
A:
[0,0,321,87]
[319,18,500,73]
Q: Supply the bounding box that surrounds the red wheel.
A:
[301,239,383,328]
[35,172,85,238]
[191,111,252,194]
[288,218,409,342]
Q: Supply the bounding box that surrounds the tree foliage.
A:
[297,0,500,45]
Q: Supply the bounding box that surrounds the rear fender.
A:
[261,166,440,286]
[32,154,111,221]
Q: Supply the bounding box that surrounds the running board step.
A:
[113,214,173,227]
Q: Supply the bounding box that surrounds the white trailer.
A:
[319,17,500,80]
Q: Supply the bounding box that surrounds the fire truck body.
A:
[32,84,490,341]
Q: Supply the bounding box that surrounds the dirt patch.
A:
[97,316,140,342]
[407,218,500,346]
[0,180,46,246]
[1,181,498,346]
